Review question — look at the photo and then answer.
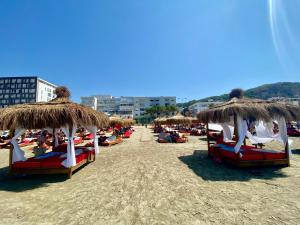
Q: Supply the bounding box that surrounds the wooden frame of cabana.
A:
[199,93,300,168]
[0,87,109,178]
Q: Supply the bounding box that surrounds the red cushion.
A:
[74,137,83,144]
[13,161,41,169]
[240,151,264,161]
[263,152,286,160]
[40,160,63,168]
[219,149,237,159]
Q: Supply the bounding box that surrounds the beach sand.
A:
[0,126,300,225]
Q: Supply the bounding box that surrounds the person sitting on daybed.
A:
[158,132,172,143]
[33,131,49,157]
[170,131,180,142]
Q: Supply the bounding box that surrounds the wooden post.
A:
[285,141,290,166]
[206,123,210,150]
[233,113,239,143]
[8,129,15,175]
[52,128,56,148]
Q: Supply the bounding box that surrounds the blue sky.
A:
[0,0,299,103]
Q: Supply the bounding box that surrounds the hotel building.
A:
[0,76,57,108]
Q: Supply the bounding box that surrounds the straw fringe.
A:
[197,97,300,123]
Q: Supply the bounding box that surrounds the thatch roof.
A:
[154,117,167,125]
[123,118,135,127]
[0,87,109,130]
[166,114,192,125]
[197,97,300,123]
[109,114,123,126]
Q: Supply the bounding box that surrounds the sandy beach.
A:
[1,126,300,225]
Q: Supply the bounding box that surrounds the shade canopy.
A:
[154,117,167,125]
[123,118,135,127]
[0,87,109,130]
[109,114,124,126]
[197,97,300,123]
[166,114,192,125]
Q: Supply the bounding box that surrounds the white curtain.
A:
[220,123,234,142]
[208,123,223,132]
[11,128,27,163]
[277,117,291,155]
[86,126,99,154]
[234,117,248,153]
[246,121,280,144]
[61,125,77,168]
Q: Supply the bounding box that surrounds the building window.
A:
[17,79,22,83]
[30,78,35,83]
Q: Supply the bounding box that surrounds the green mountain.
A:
[178,82,300,108]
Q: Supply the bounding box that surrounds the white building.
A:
[81,96,97,110]
[268,97,300,106]
[81,95,176,118]
[188,101,223,116]
[0,76,57,108]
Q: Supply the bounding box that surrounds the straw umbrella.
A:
[109,114,124,127]
[197,89,300,166]
[0,86,109,176]
[123,118,135,127]
[166,114,192,125]
[197,97,300,124]
[0,87,109,130]
[154,117,167,125]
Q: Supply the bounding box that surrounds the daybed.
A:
[197,89,300,168]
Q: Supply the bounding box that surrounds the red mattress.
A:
[12,149,94,169]
[210,143,286,162]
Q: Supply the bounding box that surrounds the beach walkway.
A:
[0,126,300,225]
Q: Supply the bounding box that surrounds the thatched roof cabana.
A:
[166,114,192,125]
[197,89,300,168]
[0,86,109,177]
[109,114,123,127]
[0,87,109,130]
[197,97,300,124]
[123,118,135,127]
[154,117,167,125]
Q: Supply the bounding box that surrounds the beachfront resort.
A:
[0,81,300,224]
[1,1,300,224]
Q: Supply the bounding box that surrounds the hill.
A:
[177,82,300,108]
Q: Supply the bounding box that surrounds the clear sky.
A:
[0,0,299,103]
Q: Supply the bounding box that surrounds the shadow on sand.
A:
[0,166,68,192]
[179,150,287,182]
[292,149,300,154]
